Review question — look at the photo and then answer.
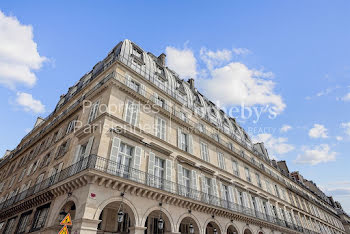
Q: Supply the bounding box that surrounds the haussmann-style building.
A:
[0,39,348,234]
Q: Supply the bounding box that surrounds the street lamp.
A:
[189,224,194,234]
[158,217,164,230]
[117,192,125,223]
[213,228,217,234]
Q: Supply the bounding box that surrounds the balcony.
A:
[0,155,320,233]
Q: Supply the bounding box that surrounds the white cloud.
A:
[280,124,292,133]
[0,11,46,89]
[165,44,285,114]
[233,48,251,55]
[341,93,350,102]
[165,45,197,79]
[336,136,343,141]
[252,133,294,157]
[308,124,328,139]
[341,122,350,136]
[16,92,45,113]
[199,62,285,113]
[200,48,232,70]
[295,144,336,165]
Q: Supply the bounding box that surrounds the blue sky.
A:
[0,1,349,212]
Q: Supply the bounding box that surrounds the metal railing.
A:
[0,154,322,234]
[89,155,318,234]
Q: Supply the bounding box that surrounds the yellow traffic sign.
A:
[60,213,72,226]
[58,225,69,234]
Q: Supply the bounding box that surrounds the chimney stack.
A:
[188,78,195,90]
[158,53,166,66]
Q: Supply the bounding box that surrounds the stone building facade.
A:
[0,39,348,234]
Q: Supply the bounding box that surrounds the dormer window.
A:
[155,65,166,81]
[131,44,144,65]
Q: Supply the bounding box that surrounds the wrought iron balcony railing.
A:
[0,155,321,233]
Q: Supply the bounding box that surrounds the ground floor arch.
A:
[144,209,173,234]
[227,224,239,234]
[178,216,200,234]
[205,221,221,234]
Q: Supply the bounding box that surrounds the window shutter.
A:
[242,192,250,208]
[130,146,143,181]
[188,134,193,154]
[191,170,197,191]
[219,181,225,200]
[212,178,218,199]
[153,92,159,105]
[140,84,146,97]
[148,152,155,186]
[108,137,121,173]
[164,100,170,112]
[177,164,183,195]
[165,159,172,192]
[177,128,182,148]
[228,186,234,203]
[201,174,206,193]
[255,197,263,213]
[82,136,94,169]
[56,128,64,141]
[32,159,40,173]
[27,163,33,176]
[133,146,142,170]
[234,187,241,206]
[73,145,81,164]
[64,138,71,154]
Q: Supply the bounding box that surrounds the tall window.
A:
[31,204,50,231]
[182,168,191,195]
[222,184,229,201]
[200,142,209,162]
[66,118,77,134]
[117,143,134,177]
[155,117,166,140]
[3,217,17,234]
[232,160,239,176]
[238,191,244,205]
[274,184,280,198]
[154,157,165,188]
[130,79,140,92]
[217,152,225,170]
[17,212,31,233]
[245,167,251,182]
[180,132,188,152]
[125,100,139,126]
[255,173,262,188]
[87,100,100,123]
[203,177,212,195]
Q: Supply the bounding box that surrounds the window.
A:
[212,133,220,142]
[179,111,187,122]
[41,152,52,168]
[245,167,251,182]
[182,168,191,195]
[132,44,143,63]
[232,160,239,176]
[228,142,234,151]
[265,179,271,192]
[217,152,225,170]
[255,173,262,188]
[31,204,50,231]
[16,211,32,233]
[87,100,100,123]
[56,140,70,159]
[154,157,165,188]
[125,99,139,126]
[66,118,77,134]
[197,123,205,133]
[200,142,209,162]
[222,184,229,201]
[3,217,17,234]
[180,132,188,152]
[116,143,134,178]
[130,79,140,92]
[203,177,212,195]
[8,176,16,188]
[238,191,244,205]
[155,117,166,140]
[251,196,258,211]
[274,184,280,198]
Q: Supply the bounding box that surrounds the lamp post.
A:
[213,228,217,234]
[158,202,164,232]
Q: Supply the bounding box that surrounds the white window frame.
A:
[217,152,225,170]
[200,142,209,162]
[155,116,166,141]
[125,99,139,126]
[88,100,100,123]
